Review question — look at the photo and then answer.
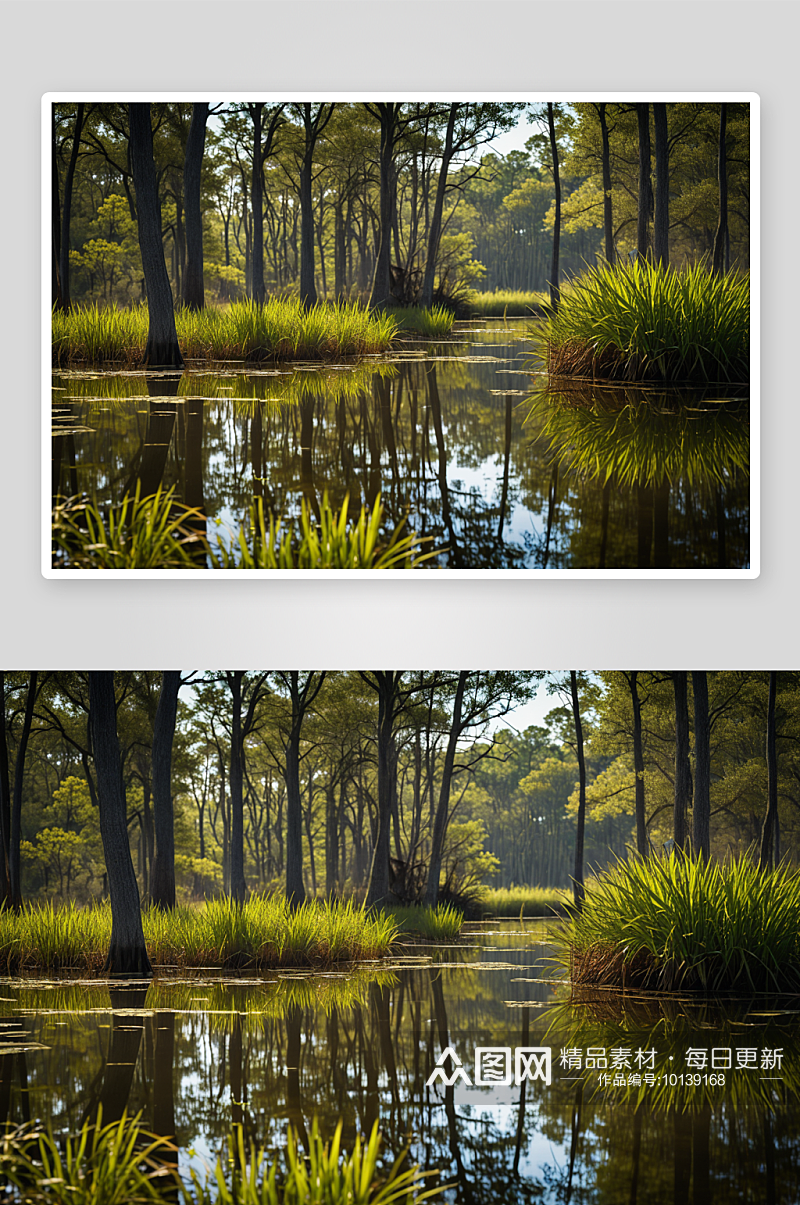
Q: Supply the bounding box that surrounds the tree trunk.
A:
[182,103,209,310]
[629,671,647,856]
[150,671,180,910]
[228,672,246,904]
[299,105,318,308]
[420,103,458,308]
[424,671,468,906]
[59,103,85,312]
[365,673,399,906]
[571,672,587,910]
[9,674,38,911]
[284,675,306,907]
[652,103,669,268]
[673,672,692,849]
[250,104,266,304]
[89,673,151,976]
[692,671,711,859]
[547,103,561,310]
[759,672,778,870]
[636,103,652,260]
[128,104,184,368]
[598,103,614,265]
[51,106,62,309]
[0,675,11,904]
[369,104,400,309]
[712,104,728,276]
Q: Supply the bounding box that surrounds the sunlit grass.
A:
[387,903,464,940]
[465,288,550,317]
[557,854,800,993]
[478,886,571,918]
[390,305,455,337]
[537,260,749,383]
[0,896,399,973]
[52,299,398,366]
[52,484,206,570]
[1,1113,443,1205]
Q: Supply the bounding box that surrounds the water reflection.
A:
[51,323,750,570]
[2,924,798,1201]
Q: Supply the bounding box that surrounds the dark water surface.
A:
[2,921,797,1202]
[51,321,750,570]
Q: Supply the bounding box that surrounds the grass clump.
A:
[388,903,464,940]
[478,885,571,918]
[0,896,398,974]
[1,1113,443,1205]
[465,288,550,317]
[559,853,800,994]
[539,260,749,383]
[390,305,455,337]
[52,299,398,367]
[52,484,205,570]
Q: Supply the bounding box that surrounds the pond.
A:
[51,321,751,571]
[2,921,797,1202]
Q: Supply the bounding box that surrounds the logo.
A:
[426,1046,552,1088]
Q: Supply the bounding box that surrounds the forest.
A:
[51,100,750,316]
[1,670,789,918]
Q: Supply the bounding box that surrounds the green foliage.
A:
[52,299,398,367]
[211,494,439,570]
[538,260,749,383]
[559,853,800,993]
[0,896,398,973]
[464,289,549,317]
[52,484,205,570]
[388,903,464,940]
[389,306,455,336]
[1,1114,443,1205]
[478,886,570,917]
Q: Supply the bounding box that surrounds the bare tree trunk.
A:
[369,104,400,309]
[150,671,180,909]
[89,673,151,976]
[51,106,62,309]
[129,104,184,368]
[759,672,778,870]
[653,103,670,268]
[424,671,468,906]
[250,104,265,304]
[598,103,614,265]
[571,671,587,910]
[284,675,306,907]
[547,103,561,309]
[628,671,647,856]
[59,103,85,311]
[673,672,691,849]
[0,676,11,904]
[636,104,652,260]
[182,103,209,310]
[692,671,711,859]
[228,672,246,904]
[420,103,458,308]
[712,104,728,276]
[364,673,401,906]
[9,674,38,911]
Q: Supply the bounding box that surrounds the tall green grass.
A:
[387,903,464,940]
[539,260,749,383]
[559,854,800,993]
[52,300,398,367]
[0,896,398,974]
[1,1113,443,1205]
[478,886,571,918]
[390,306,455,337]
[52,484,206,570]
[465,289,550,317]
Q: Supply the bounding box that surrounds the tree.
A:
[692,671,711,859]
[272,672,326,905]
[9,673,39,910]
[246,103,284,303]
[225,672,269,903]
[759,671,778,869]
[672,672,691,849]
[570,671,587,910]
[547,103,562,309]
[712,103,729,275]
[150,672,181,909]
[626,671,648,855]
[294,104,335,307]
[58,103,86,311]
[652,103,669,267]
[88,672,151,976]
[636,103,652,260]
[128,103,184,367]
[0,674,11,903]
[596,103,615,264]
[359,671,408,905]
[182,103,209,309]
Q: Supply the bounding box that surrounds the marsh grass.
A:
[390,306,455,337]
[465,289,550,317]
[52,300,398,367]
[388,903,464,940]
[52,484,206,570]
[478,886,571,918]
[1,1114,443,1205]
[558,854,800,994]
[0,897,398,974]
[538,261,749,383]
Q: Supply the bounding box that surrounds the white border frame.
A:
[42,92,760,580]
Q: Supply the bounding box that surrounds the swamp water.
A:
[1,921,798,1203]
[51,322,750,570]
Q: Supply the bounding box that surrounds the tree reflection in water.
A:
[52,323,750,570]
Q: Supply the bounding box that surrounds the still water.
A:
[1,922,797,1202]
[51,322,750,570]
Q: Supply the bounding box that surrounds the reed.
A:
[52,299,398,367]
[388,903,464,940]
[478,886,571,918]
[557,853,800,993]
[390,306,455,337]
[465,289,550,317]
[538,260,749,383]
[1,1114,443,1205]
[52,484,205,570]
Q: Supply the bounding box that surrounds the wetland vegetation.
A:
[50,100,751,571]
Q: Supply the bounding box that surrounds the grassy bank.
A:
[52,299,399,366]
[465,289,550,317]
[391,305,455,337]
[559,854,800,994]
[478,886,571,918]
[0,896,401,973]
[539,261,749,383]
[52,488,439,572]
[388,903,464,940]
[1,1114,442,1205]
